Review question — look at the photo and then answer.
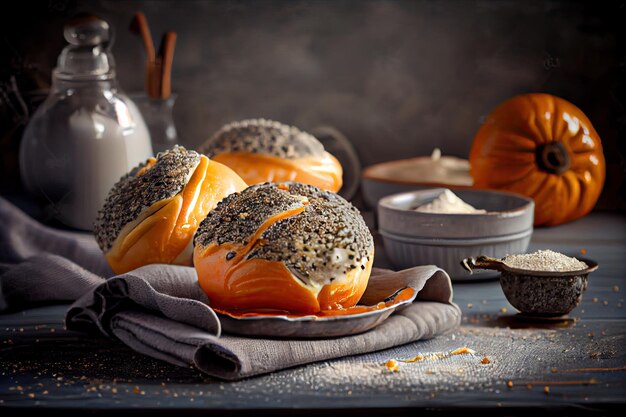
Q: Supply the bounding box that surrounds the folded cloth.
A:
[0,196,461,380]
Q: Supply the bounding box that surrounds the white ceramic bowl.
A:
[377,188,535,281]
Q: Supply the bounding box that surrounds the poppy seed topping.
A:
[194,182,373,287]
[200,119,325,159]
[94,146,200,252]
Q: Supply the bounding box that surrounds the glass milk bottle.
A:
[20,15,153,230]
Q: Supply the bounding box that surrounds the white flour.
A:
[415,189,486,214]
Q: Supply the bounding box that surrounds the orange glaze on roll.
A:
[194,206,373,314]
[106,156,247,274]
[212,151,343,193]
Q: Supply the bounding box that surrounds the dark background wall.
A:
[1,0,624,209]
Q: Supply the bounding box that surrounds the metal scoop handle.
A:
[461,256,507,274]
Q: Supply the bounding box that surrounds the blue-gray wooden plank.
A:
[1,212,625,412]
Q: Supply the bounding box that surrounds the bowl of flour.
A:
[377,188,534,280]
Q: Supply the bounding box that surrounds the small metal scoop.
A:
[462,255,598,277]
[461,255,598,317]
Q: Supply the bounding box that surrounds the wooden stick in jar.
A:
[129,12,157,98]
[159,32,177,99]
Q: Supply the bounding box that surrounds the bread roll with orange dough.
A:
[199,119,343,192]
[94,146,247,274]
[193,182,374,314]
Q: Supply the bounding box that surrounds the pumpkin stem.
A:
[536,142,571,174]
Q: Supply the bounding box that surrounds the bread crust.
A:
[194,182,373,288]
[94,146,200,252]
[200,119,325,159]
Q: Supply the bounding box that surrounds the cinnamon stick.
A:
[159,32,177,99]
[130,12,157,97]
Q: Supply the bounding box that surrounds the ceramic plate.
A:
[216,288,417,339]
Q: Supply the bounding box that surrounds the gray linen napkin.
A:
[0,196,461,380]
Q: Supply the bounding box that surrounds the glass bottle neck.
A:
[51,74,118,94]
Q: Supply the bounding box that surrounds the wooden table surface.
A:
[1,212,625,415]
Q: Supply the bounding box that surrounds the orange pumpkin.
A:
[469,93,605,226]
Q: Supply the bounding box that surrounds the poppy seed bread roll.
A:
[199,119,343,192]
[94,146,247,274]
[193,182,374,314]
